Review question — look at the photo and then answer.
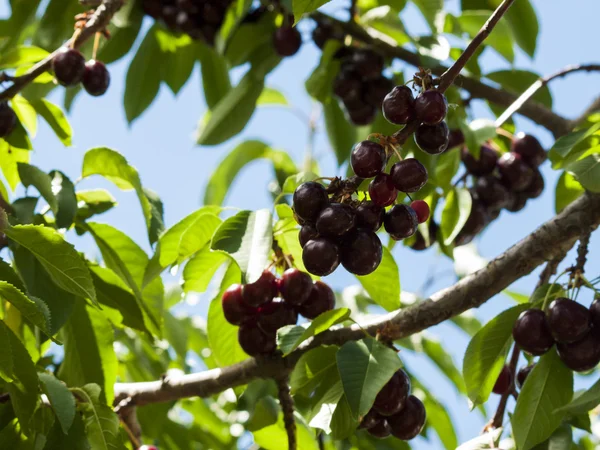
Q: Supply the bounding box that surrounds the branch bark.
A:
[277,377,297,450]
[0,0,124,101]
[114,191,600,407]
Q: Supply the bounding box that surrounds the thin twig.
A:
[535,250,569,290]
[437,0,516,92]
[496,64,600,127]
[119,406,142,449]
[575,229,591,276]
[489,344,520,429]
[277,377,297,450]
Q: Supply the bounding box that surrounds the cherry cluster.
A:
[455,133,546,246]
[491,362,536,396]
[513,297,600,372]
[52,48,110,96]
[222,269,335,357]
[142,0,233,45]
[383,86,450,155]
[330,46,393,126]
[359,369,426,441]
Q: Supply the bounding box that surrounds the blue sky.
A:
[2,0,600,447]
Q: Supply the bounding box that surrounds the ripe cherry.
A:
[411,221,438,251]
[257,298,298,333]
[461,145,498,176]
[590,296,600,328]
[369,173,398,207]
[511,133,546,168]
[384,204,418,240]
[222,284,257,325]
[414,90,447,125]
[273,26,302,57]
[279,269,314,305]
[298,281,335,319]
[340,229,383,275]
[0,102,17,138]
[498,152,534,192]
[242,270,278,307]
[547,298,591,343]
[355,201,385,231]
[516,364,535,389]
[299,224,318,248]
[52,48,86,86]
[410,200,430,224]
[359,409,380,429]
[512,309,554,356]
[364,77,394,108]
[293,182,329,223]
[414,121,450,154]
[382,85,415,125]
[351,141,386,178]
[505,192,528,213]
[302,237,340,276]
[387,395,426,440]
[238,322,276,356]
[333,69,362,101]
[367,417,392,439]
[373,369,411,416]
[448,129,465,149]
[316,203,355,237]
[522,169,544,199]
[492,365,513,395]
[557,330,600,372]
[347,103,377,125]
[475,176,510,211]
[390,158,428,193]
[350,48,384,80]
[312,20,338,49]
[82,60,110,96]
[454,201,489,246]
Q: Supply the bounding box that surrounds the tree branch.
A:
[490,343,520,429]
[311,12,571,137]
[0,0,124,101]
[114,191,600,407]
[277,377,297,450]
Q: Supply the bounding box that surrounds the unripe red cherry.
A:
[414,121,450,155]
[222,284,257,325]
[492,365,513,395]
[389,158,428,193]
[373,369,411,416]
[302,237,340,276]
[387,395,426,440]
[279,269,313,305]
[340,229,382,276]
[351,141,386,178]
[369,173,397,207]
[410,200,430,223]
[414,90,447,125]
[547,298,591,343]
[273,26,302,57]
[298,281,335,319]
[512,309,554,356]
[0,102,17,138]
[82,60,110,96]
[242,270,278,307]
[382,85,415,125]
[52,48,86,86]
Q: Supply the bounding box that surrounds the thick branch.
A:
[312,12,570,137]
[114,191,600,407]
[0,0,124,101]
[277,377,297,450]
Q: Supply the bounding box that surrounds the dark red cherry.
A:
[299,224,318,247]
[52,48,86,86]
[333,68,362,101]
[516,364,535,389]
[461,145,498,176]
[414,90,447,125]
[279,269,313,305]
[222,284,257,325]
[475,176,511,211]
[273,26,302,57]
[522,169,544,199]
[511,133,546,168]
[312,19,339,49]
[512,309,554,356]
[302,237,340,277]
[0,102,17,138]
[448,129,465,149]
[355,201,385,231]
[359,409,380,430]
[384,204,418,240]
[298,281,335,319]
[454,201,490,246]
[351,141,386,178]
[547,298,591,343]
[293,182,329,223]
[364,77,394,108]
[350,48,384,80]
[590,297,600,328]
[410,200,430,223]
[389,158,428,193]
[414,121,450,154]
[382,85,415,125]
[498,152,534,192]
[492,365,513,395]
[373,369,411,416]
[82,60,110,96]
[387,395,426,440]
[316,203,356,237]
[369,173,398,207]
[367,417,391,439]
[242,270,278,307]
[340,229,382,276]
[346,103,377,125]
[505,192,528,213]
[238,322,276,356]
[257,299,298,333]
[557,330,600,372]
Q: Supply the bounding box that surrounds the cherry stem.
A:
[276,376,297,450]
[92,31,101,60]
[490,343,520,429]
[495,127,514,140]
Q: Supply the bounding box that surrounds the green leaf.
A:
[323,98,357,166]
[39,372,76,434]
[144,208,222,285]
[0,258,25,293]
[198,42,232,108]
[355,246,400,311]
[0,281,50,335]
[441,187,472,246]
[458,11,514,62]
[182,248,229,293]
[4,117,32,151]
[498,0,538,57]
[73,384,126,450]
[3,224,96,303]
[422,337,466,394]
[546,424,573,450]
[486,70,552,108]
[44,412,89,450]
[81,147,164,244]
[555,172,584,214]
[361,6,411,47]
[75,189,117,221]
[512,349,573,450]
[97,0,144,65]
[292,0,333,20]
[336,337,403,420]
[28,98,72,146]
[1,320,38,436]
[290,346,339,395]
[17,162,57,211]
[274,216,308,274]
[49,170,77,229]
[424,396,458,450]
[555,378,600,415]
[124,24,162,123]
[566,154,600,193]
[548,122,600,167]
[435,147,461,191]
[463,304,528,406]
[305,41,341,102]
[58,302,117,405]
[257,87,288,106]
[278,309,350,356]
[224,14,276,67]
[211,209,273,284]
[207,262,247,366]
[0,140,30,190]
[10,95,37,138]
[0,45,49,69]
[253,413,318,450]
[204,140,296,206]
[157,33,196,95]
